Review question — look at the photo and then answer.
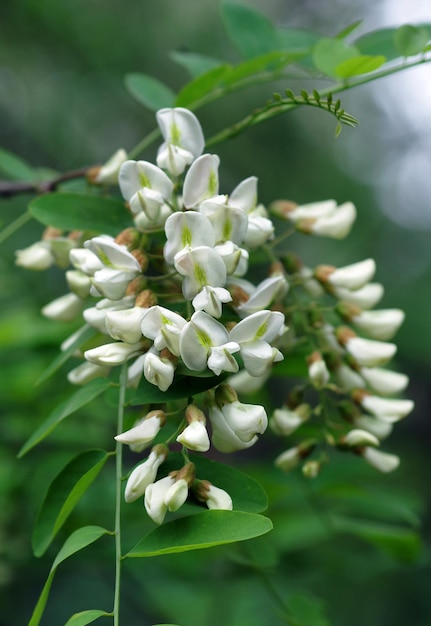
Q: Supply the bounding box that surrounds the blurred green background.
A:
[1,1,430,625]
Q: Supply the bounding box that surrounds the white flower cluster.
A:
[15,107,413,524]
[268,240,413,475]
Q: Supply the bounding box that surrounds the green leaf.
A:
[286,592,330,626]
[354,28,402,60]
[221,2,276,59]
[312,38,360,77]
[394,24,430,57]
[162,453,268,514]
[129,373,223,405]
[29,193,133,235]
[18,378,112,457]
[332,515,422,562]
[335,20,363,40]
[224,50,305,85]
[0,147,35,180]
[32,450,110,556]
[170,51,224,78]
[355,24,431,60]
[175,65,231,108]
[36,324,97,385]
[29,526,110,626]
[125,73,176,111]
[334,54,386,78]
[64,610,111,626]
[127,510,273,557]
[275,28,322,53]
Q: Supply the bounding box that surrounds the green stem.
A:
[113,364,127,626]
[205,56,431,147]
[128,127,161,160]
[0,210,32,244]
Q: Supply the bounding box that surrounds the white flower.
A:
[205,484,233,510]
[180,311,240,375]
[232,276,288,318]
[124,446,167,503]
[141,305,186,356]
[105,306,147,344]
[215,241,248,276]
[83,296,135,334]
[297,201,357,239]
[229,310,285,376]
[324,259,376,291]
[95,148,128,184]
[208,404,258,452]
[229,176,258,213]
[163,211,215,265]
[284,199,338,222]
[84,341,144,365]
[115,411,165,448]
[271,404,310,436]
[143,349,175,391]
[344,336,397,367]
[227,369,270,394]
[174,246,227,299]
[218,400,268,443]
[353,415,393,440]
[119,160,174,222]
[244,210,275,248]
[360,367,409,396]
[342,429,380,447]
[16,241,54,270]
[360,394,414,422]
[67,361,110,385]
[182,154,220,208]
[274,447,301,471]
[42,293,83,322]
[177,421,210,452]
[156,107,204,175]
[144,475,175,524]
[192,285,232,318]
[307,353,330,389]
[332,283,384,309]
[66,270,92,298]
[84,236,141,299]
[69,247,103,275]
[333,363,365,391]
[199,198,248,245]
[163,478,189,512]
[352,309,405,341]
[362,447,400,473]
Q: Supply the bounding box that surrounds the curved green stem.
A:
[128,127,161,160]
[206,56,431,147]
[0,210,32,243]
[113,364,127,626]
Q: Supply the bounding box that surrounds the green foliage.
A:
[30,193,133,235]
[394,24,430,57]
[0,147,35,181]
[162,453,268,514]
[32,450,110,556]
[170,51,224,78]
[19,378,112,457]
[63,611,112,626]
[29,526,110,626]
[125,73,176,111]
[221,2,276,59]
[127,510,273,557]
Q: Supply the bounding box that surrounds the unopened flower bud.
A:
[15,241,54,270]
[85,340,144,366]
[307,352,330,389]
[362,447,400,473]
[302,460,321,478]
[42,293,83,322]
[340,429,380,448]
[124,445,168,503]
[193,480,233,510]
[115,410,166,450]
[177,407,210,451]
[271,403,311,436]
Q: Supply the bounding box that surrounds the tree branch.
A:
[0,167,91,199]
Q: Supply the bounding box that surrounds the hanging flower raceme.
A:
[15,104,415,534]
